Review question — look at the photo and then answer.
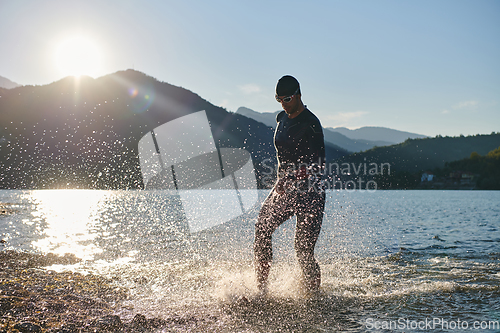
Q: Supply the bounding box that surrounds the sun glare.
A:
[29,190,112,260]
[55,35,102,78]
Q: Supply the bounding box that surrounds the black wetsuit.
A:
[274,109,325,175]
[254,108,326,290]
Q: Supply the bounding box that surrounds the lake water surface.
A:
[1,189,499,332]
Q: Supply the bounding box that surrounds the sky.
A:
[1,0,499,137]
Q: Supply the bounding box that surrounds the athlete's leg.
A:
[294,191,325,292]
[254,190,294,292]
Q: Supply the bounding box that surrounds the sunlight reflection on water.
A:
[27,189,114,259]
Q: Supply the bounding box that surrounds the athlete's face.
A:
[279,94,300,115]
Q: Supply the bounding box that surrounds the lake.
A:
[1,189,499,332]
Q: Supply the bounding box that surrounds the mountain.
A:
[0,76,21,89]
[322,128,392,153]
[329,126,427,144]
[236,107,279,129]
[334,134,500,175]
[6,71,490,191]
[0,70,349,189]
[236,107,397,152]
[323,134,500,190]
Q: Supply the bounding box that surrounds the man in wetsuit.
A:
[254,75,326,294]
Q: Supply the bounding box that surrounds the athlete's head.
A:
[276,75,301,98]
[276,75,304,117]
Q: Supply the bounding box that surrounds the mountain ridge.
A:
[0,75,21,89]
[1,70,497,190]
[328,126,427,143]
[0,70,348,189]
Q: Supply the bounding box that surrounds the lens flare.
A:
[128,88,138,98]
[127,85,155,113]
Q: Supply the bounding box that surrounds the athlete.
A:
[254,75,326,294]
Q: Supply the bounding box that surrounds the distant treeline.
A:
[441,147,500,190]
[372,146,500,190]
[333,133,500,173]
[330,134,500,190]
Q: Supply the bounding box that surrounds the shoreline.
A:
[0,250,173,332]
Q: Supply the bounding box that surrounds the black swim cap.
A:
[276,75,301,96]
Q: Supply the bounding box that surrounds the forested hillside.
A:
[0,70,347,189]
[330,134,500,189]
[334,134,500,173]
[0,70,277,189]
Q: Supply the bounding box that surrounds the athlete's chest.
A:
[275,120,306,147]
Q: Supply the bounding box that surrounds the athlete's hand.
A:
[275,177,286,195]
[295,166,308,180]
[275,176,295,195]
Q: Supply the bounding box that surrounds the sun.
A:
[55,35,102,78]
